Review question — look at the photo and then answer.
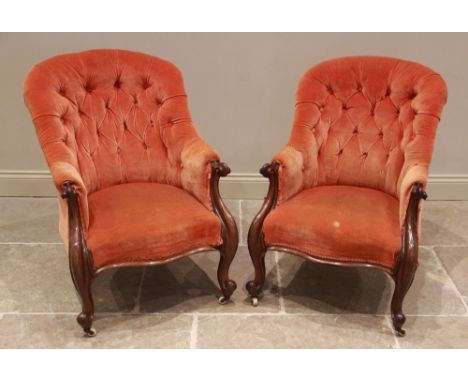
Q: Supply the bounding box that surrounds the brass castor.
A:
[218,295,230,305]
[251,297,259,307]
[395,328,406,337]
[84,328,97,337]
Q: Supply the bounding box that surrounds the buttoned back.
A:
[289,56,447,197]
[24,49,198,194]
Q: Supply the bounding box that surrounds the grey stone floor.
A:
[0,197,468,348]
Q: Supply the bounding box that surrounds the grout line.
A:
[430,246,468,315]
[189,313,199,349]
[421,244,468,248]
[384,315,400,349]
[238,199,243,246]
[0,311,392,317]
[134,267,147,313]
[274,251,286,314]
[0,242,62,245]
[3,311,468,318]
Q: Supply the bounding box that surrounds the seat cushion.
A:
[263,185,401,269]
[87,183,222,269]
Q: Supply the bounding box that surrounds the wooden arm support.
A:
[210,160,239,301]
[61,181,95,336]
[391,181,427,336]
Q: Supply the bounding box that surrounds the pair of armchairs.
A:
[24,50,447,337]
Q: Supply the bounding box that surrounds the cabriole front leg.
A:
[210,161,239,304]
[61,181,96,337]
[246,161,280,306]
[391,182,427,336]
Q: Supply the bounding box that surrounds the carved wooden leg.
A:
[210,161,239,304]
[246,236,266,305]
[391,182,426,336]
[217,240,238,303]
[62,181,96,336]
[391,265,417,337]
[71,265,95,337]
[246,162,280,306]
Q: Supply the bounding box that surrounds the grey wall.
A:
[1,33,467,181]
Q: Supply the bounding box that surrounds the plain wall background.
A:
[1,32,467,179]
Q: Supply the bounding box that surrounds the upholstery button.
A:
[168,120,174,126]
[379,131,384,137]
[318,104,324,111]
[123,121,128,130]
[362,152,368,158]
[133,96,138,105]
[96,129,101,137]
[150,120,154,127]
[326,84,334,95]
[78,108,84,116]
[114,78,121,89]
[58,87,66,96]
[385,86,392,97]
[84,83,94,93]
[156,98,163,106]
[142,78,152,90]
[116,146,121,154]
[342,103,349,111]
[311,127,316,133]
[338,149,343,155]
[143,142,148,149]
[356,83,363,92]
[410,90,417,99]
[353,128,358,134]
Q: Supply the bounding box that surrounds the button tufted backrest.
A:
[24,49,203,195]
[288,56,447,198]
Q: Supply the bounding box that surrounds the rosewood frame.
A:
[61,160,238,336]
[246,161,427,336]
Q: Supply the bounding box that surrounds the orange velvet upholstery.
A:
[265,56,447,266]
[87,183,222,269]
[24,49,223,265]
[264,185,400,268]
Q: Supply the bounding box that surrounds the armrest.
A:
[272,145,305,205]
[398,164,428,229]
[49,162,89,243]
[180,137,220,210]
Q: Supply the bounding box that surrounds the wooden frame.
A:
[246,161,427,336]
[61,160,238,336]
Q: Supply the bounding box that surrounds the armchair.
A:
[24,49,238,336]
[246,56,447,336]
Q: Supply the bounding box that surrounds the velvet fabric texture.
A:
[87,183,221,269]
[265,56,447,268]
[264,185,400,268]
[24,49,222,266]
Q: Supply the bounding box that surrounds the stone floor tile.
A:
[277,247,466,315]
[0,313,192,348]
[435,246,468,305]
[0,244,143,313]
[0,197,61,243]
[196,314,395,348]
[139,246,280,313]
[421,201,468,245]
[240,200,262,246]
[397,316,468,348]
